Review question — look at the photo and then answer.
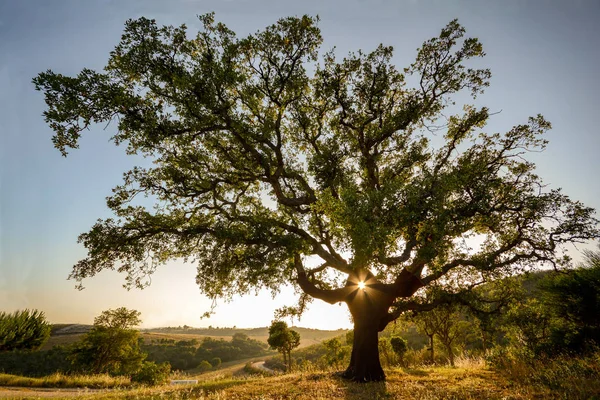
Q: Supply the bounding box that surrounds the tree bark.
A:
[341,269,395,382]
[342,315,386,382]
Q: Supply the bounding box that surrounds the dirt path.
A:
[250,361,275,374]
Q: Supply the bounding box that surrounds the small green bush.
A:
[131,361,171,385]
[197,360,212,372]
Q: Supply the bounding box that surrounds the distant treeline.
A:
[143,333,269,370]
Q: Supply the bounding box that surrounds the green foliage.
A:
[71,308,145,375]
[540,248,600,353]
[499,251,600,357]
[390,336,408,364]
[131,361,171,385]
[197,360,212,372]
[143,339,198,370]
[33,12,598,311]
[323,337,348,368]
[94,307,142,329]
[0,345,81,377]
[503,298,551,355]
[143,335,267,370]
[345,330,354,346]
[378,337,394,367]
[0,309,51,352]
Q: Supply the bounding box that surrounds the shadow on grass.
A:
[330,374,391,400]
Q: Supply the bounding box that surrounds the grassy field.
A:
[0,372,130,389]
[4,361,597,399]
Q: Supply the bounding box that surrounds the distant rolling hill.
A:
[43,324,347,350]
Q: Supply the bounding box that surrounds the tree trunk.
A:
[428,334,435,364]
[341,271,396,382]
[445,343,454,366]
[342,318,386,382]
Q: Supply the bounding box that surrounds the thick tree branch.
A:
[294,254,350,304]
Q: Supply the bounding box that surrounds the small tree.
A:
[72,307,145,375]
[412,311,438,364]
[0,309,51,352]
[267,321,300,371]
[412,303,474,366]
[390,336,408,367]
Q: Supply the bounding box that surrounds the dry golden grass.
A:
[0,372,130,389]
[69,365,550,400]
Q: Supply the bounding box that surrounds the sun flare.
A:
[357,281,366,290]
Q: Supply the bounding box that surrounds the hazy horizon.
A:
[1,0,599,330]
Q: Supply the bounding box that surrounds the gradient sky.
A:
[1,0,599,329]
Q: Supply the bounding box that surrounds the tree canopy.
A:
[72,308,144,375]
[33,13,599,381]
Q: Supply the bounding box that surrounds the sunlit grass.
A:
[0,372,131,388]
[4,357,599,399]
[494,351,600,399]
[78,366,546,399]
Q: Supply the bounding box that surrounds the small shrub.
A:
[131,361,171,385]
[197,360,212,372]
[264,357,286,372]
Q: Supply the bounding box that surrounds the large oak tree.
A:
[34,14,598,381]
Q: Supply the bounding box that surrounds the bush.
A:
[0,310,51,351]
[264,356,286,372]
[210,357,221,368]
[197,360,212,372]
[131,361,171,385]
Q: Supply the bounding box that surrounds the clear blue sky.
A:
[1,0,599,329]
